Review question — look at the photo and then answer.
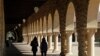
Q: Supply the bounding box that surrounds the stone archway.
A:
[66,2,76,55]
[47,13,53,50]
[48,14,52,33]
[87,0,100,56]
[87,0,99,28]
[53,10,60,32]
[53,9,60,52]
[43,16,47,35]
[39,18,43,34]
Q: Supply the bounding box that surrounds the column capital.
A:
[87,28,97,32]
[42,33,48,36]
[66,30,74,36]
[47,33,53,36]
[86,28,97,34]
[53,32,59,35]
[38,33,42,36]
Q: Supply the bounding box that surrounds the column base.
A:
[67,52,73,55]
[60,52,67,56]
[47,48,53,53]
[52,49,59,53]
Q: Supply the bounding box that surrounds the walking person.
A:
[40,37,48,56]
[30,36,38,56]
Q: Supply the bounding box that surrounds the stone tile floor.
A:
[5,42,100,56]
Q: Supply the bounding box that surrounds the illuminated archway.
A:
[53,10,60,32]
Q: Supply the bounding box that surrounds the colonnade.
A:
[22,0,100,56]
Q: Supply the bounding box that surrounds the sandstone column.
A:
[87,29,96,56]
[48,34,53,51]
[74,0,89,56]
[44,35,47,42]
[53,34,58,52]
[24,35,27,43]
[37,35,41,46]
[58,4,68,56]
[66,31,73,55]
[0,0,5,55]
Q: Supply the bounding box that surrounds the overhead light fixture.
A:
[34,7,39,13]
[18,24,21,27]
[15,26,18,29]
[23,19,26,23]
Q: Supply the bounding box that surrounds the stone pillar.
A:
[0,0,4,55]
[60,32,67,56]
[57,1,69,55]
[37,34,41,46]
[48,34,53,51]
[37,34,41,52]
[53,34,59,52]
[24,35,28,43]
[30,34,33,42]
[43,34,47,42]
[29,23,32,44]
[73,0,89,56]
[40,35,43,42]
[23,24,27,43]
[77,29,88,56]
[22,34,27,43]
[87,29,96,56]
[66,31,73,55]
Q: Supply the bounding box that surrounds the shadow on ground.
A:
[5,43,23,56]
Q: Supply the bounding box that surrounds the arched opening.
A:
[47,13,53,50]
[43,16,47,34]
[53,10,60,32]
[33,21,37,35]
[36,20,39,35]
[66,2,78,55]
[36,19,41,46]
[87,0,100,56]
[53,10,60,51]
[39,18,42,34]
[96,4,100,42]
[27,23,32,43]
[48,14,52,33]
[39,18,43,42]
[22,24,28,43]
[43,16,47,41]
[72,33,75,42]
[31,22,34,40]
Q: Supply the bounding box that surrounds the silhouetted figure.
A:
[40,37,48,56]
[30,37,38,56]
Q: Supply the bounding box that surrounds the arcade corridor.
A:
[0,0,100,56]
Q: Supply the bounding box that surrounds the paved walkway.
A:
[5,43,23,56]
[5,42,60,56]
[5,42,100,56]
